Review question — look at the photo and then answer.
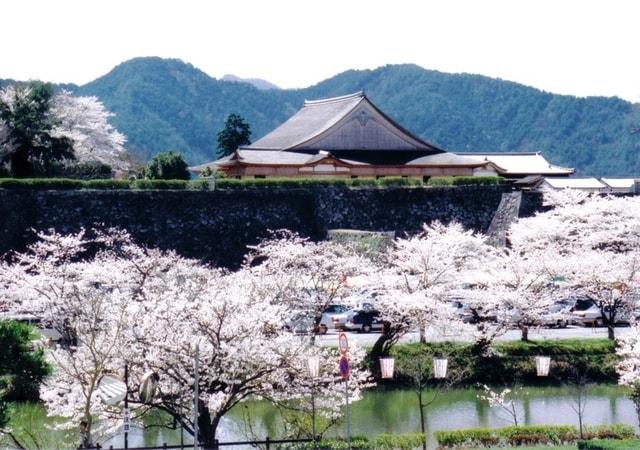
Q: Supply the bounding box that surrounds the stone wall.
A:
[0,186,543,267]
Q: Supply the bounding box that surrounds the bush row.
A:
[0,178,210,191]
[0,176,504,190]
[288,433,425,450]
[434,424,634,448]
[578,438,640,449]
[388,339,618,386]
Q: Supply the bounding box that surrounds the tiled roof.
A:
[455,152,574,175]
[543,177,606,189]
[246,91,440,152]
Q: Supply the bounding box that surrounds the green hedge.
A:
[578,439,640,449]
[426,176,503,186]
[287,434,425,450]
[435,424,633,448]
[389,339,618,386]
[0,178,85,189]
[0,176,504,190]
[83,179,132,190]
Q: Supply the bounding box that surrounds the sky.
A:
[2,0,639,102]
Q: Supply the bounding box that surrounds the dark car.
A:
[344,309,385,333]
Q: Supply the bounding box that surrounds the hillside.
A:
[220,74,280,91]
[9,57,640,175]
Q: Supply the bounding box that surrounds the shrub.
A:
[83,179,132,190]
[0,321,50,401]
[389,339,618,386]
[376,177,422,187]
[0,178,84,189]
[434,428,499,447]
[426,176,455,186]
[132,179,188,190]
[451,176,503,186]
[144,151,190,180]
[349,178,379,187]
[373,433,425,450]
[436,424,632,448]
[52,161,114,179]
[187,179,211,191]
[578,439,640,449]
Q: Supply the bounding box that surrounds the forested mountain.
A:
[6,57,640,175]
[220,74,281,91]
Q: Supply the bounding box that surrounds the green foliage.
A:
[435,424,631,448]
[451,176,503,186]
[216,113,252,157]
[375,177,423,187]
[578,439,640,449]
[132,179,189,190]
[0,321,50,402]
[51,161,114,179]
[83,179,132,190]
[74,58,640,175]
[426,176,455,186]
[0,81,75,177]
[287,434,425,450]
[0,178,85,189]
[373,433,425,450]
[389,339,618,386]
[144,151,190,180]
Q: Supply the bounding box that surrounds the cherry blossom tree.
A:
[51,91,129,171]
[510,192,640,255]
[616,325,640,428]
[562,250,639,339]
[0,229,372,447]
[245,231,372,338]
[364,222,496,359]
[484,249,563,341]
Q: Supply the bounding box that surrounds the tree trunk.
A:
[417,390,426,450]
[521,325,529,342]
[607,323,615,340]
[197,402,220,449]
[419,327,426,344]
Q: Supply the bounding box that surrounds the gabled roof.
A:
[246,91,442,153]
[454,152,574,176]
[542,177,606,189]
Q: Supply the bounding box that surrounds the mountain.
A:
[220,74,280,91]
[7,57,640,175]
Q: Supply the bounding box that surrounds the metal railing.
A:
[82,436,315,450]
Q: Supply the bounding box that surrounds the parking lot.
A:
[314,324,632,347]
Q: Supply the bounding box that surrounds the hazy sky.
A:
[2,0,639,102]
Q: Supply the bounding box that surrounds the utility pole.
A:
[194,343,199,450]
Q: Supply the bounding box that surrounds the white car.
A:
[317,304,350,334]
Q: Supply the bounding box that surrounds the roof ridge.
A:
[304,91,364,105]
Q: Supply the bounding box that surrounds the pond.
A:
[6,384,638,450]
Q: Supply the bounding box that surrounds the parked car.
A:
[317,304,350,334]
[283,309,316,334]
[570,298,632,326]
[344,309,385,333]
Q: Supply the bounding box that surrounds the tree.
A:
[216,113,251,157]
[562,250,639,340]
[245,231,371,341]
[0,321,50,402]
[144,151,190,179]
[50,90,129,171]
[616,325,640,429]
[0,229,372,447]
[369,222,496,360]
[0,82,75,177]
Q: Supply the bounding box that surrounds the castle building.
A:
[192,92,574,180]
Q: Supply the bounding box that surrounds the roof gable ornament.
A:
[356,110,370,127]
